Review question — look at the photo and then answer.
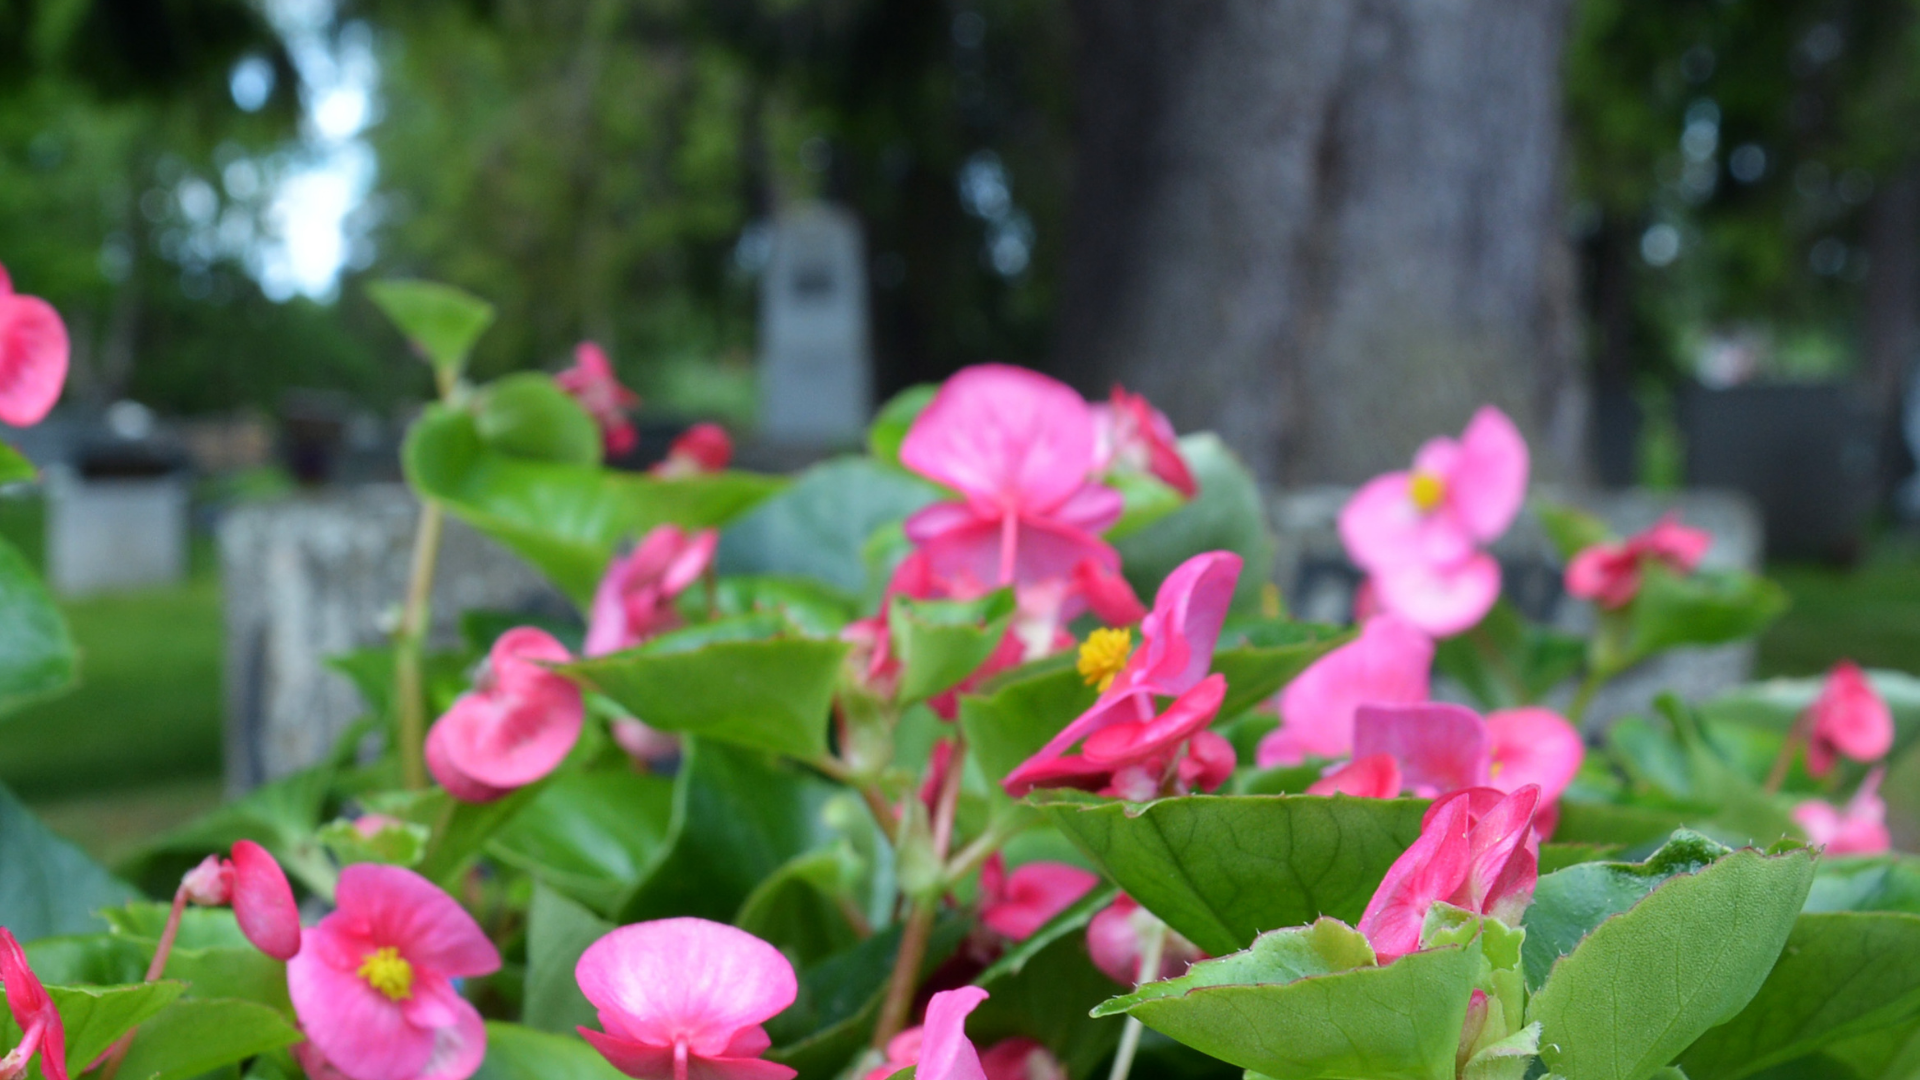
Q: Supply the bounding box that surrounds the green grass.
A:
[1757,543,1920,679]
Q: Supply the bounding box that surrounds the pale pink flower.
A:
[1565,514,1713,609]
[287,865,501,1080]
[426,628,584,803]
[1255,613,1434,767]
[0,264,68,428]
[0,927,67,1080]
[1086,895,1205,985]
[1091,386,1196,498]
[1338,407,1528,636]
[651,423,733,478]
[1348,703,1583,806]
[977,855,1100,942]
[576,918,797,1080]
[1807,661,1895,778]
[1358,786,1540,963]
[585,527,719,656]
[1793,767,1892,855]
[179,840,302,961]
[861,987,996,1080]
[557,342,641,457]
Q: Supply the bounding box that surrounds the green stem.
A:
[1106,921,1168,1080]
[394,499,446,790]
[1469,624,1528,704]
[1763,711,1812,796]
[1566,670,1606,728]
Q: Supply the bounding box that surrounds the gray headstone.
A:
[219,485,568,793]
[45,468,189,595]
[758,203,872,445]
[1269,485,1765,728]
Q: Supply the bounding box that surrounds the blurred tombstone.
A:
[45,402,190,595]
[1270,486,1764,729]
[220,485,571,793]
[280,390,351,486]
[179,414,274,474]
[757,203,872,447]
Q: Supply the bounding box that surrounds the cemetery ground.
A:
[0,488,1916,864]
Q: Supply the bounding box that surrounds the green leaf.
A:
[0,535,75,718]
[1679,913,1920,1080]
[1534,501,1613,562]
[114,998,303,1080]
[0,982,184,1075]
[1208,622,1350,720]
[367,279,495,380]
[100,906,291,1009]
[734,848,863,967]
[711,575,860,638]
[1521,830,1732,990]
[24,934,147,986]
[969,886,1125,1077]
[0,782,138,942]
[1529,845,1816,1080]
[317,816,429,868]
[1105,471,1187,541]
[868,384,937,466]
[1114,434,1276,613]
[890,590,1016,707]
[1433,601,1586,710]
[614,739,840,924]
[565,635,848,760]
[959,665,1099,788]
[381,783,546,888]
[764,916,969,1077]
[473,372,602,466]
[1038,792,1431,957]
[489,768,676,915]
[117,766,333,899]
[0,443,36,485]
[1094,920,1479,1080]
[472,1021,630,1080]
[405,405,783,606]
[716,457,942,598]
[1803,854,1920,915]
[522,883,614,1036]
[1607,565,1789,673]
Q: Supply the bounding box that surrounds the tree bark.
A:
[1053,0,1581,485]
[1863,161,1919,496]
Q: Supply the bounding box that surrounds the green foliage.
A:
[489,768,676,915]
[0,981,182,1077]
[472,1021,629,1080]
[1595,564,1790,676]
[715,458,943,599]
[0,445,34,485]
[0,782,138,942]
[367,279,497,385]
[1434,601,1586,710]
[868,385,937,466]
[473,372,603,466]
[0,535,74,718]
[1115,434,1275,611]
[521,884,614,1036]
[889,590,1016,707]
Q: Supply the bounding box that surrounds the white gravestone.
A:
[45,467,189,595]
[758,203,872,444]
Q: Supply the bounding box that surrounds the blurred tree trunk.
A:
[1864,161,1919,495]
[1053,0,1583,485]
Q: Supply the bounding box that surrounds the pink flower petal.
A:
[980,861,1101,942]
[916,987,991,1080]
[1484,708,1584,804]
[429,628,583,798]
[1306,753,1403,798]
[576,919,796,1061]
[1357,794,1473,962]
[1051,483,1125,535]
[1370,553,1502,638]
[1338,473,1475,574]
[1810,661,1895,769]
[1353,703,1490,796]
[0,927,66,1080]
[980,1038,1068,1080]
[230,840,302,961]
[1444,407,1528,543]
[1258,614,1433,767]
[1564,542,1641,609]
[333,865,502,977]
[1072,559,1148,626]
[0,274,70,429]
[1117,551,1241,697]
[899,365,1098,515]
[288,932,438,1080]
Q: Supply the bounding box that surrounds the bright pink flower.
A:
[1807,661,1895,778]
[0,927,67,1080]
[862,987,990,1080]
[1565,514,1713,609]
[1347,703,1583,806]
[291,1042,358,1080]
[1255,614,1434,767]
[652,423,733,478]
[1004,552,1241,798]
[577,918,797,1080]
[287,865,500,1080]
[557,342,641,457]
[1086,895,1206,985]
[978,1039,1067,1080]
[1092,386,1197,498]
[1069,558,1148,627]
[899,365,1122,594]
[426,628,584,803]
[179,840,302,961]
[0,264,68,429]
[1358,786,1540,963]
[1793,767,1892,855]
[1338,407,1528,636]
[585,527,719,656]
[1307,753,1403,798]
[977,855,1100,941]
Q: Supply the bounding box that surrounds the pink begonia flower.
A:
[557,342,641,457]
[898,365,1123,594]
[1358,786,1541,963]
[978,1039,1068,1080]
[1793,767,1892,855]
[1307,753,1403,798]
[1349,703,1583,806]
[862,987,994,1080]
[1086,895,1206,985]
[577,918,797,1080]
[0,264,69,429]
[287,865,501,1080]
[1070,558,1149,627]
[1255,613,1434,767]
[1091,386,1197,498]
[1807,660,1895,778]
[1564,514,1713,610]
[426,628,584,803]
[977,855,1100,941]
[0,927,67,1080]
[586,526,720,657]
[651,422,733,478]
[179,840,303,961]
[1004,552,1241,799]
[1338,407,1528,637]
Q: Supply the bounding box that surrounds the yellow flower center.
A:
[1077,628,1133,693]
[358,946,413,1001]
[1408,470,1446,513]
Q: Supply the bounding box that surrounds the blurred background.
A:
[2,0,1918,854]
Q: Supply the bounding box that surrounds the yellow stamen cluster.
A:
[358,946,414,1001]
[1077,628,1133,693]
[1408,470,1446,512]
